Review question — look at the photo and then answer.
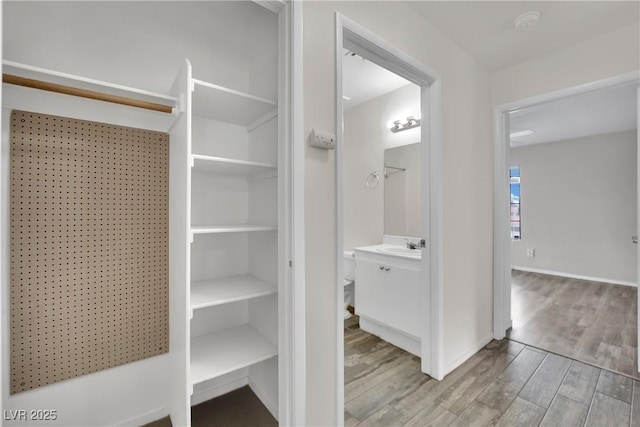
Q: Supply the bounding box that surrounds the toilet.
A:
[344,250,356,319]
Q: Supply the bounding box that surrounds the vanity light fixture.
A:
[389,115,421,133]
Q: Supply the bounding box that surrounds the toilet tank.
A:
[344,250,356,281]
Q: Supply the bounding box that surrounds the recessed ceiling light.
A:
[514,11,541,29]
[510,129,535,138]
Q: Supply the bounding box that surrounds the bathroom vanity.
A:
[354,243,422,356]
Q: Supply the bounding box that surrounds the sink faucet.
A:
[404,238,418,250]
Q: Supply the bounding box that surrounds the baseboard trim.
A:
[249,377,279,421]
[359,317,421,357]
[191,376,248,406]
[115,406,170,427]
[512,266,637,288]
[444,333,494,376]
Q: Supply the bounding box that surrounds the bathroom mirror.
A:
[384,142,422,237]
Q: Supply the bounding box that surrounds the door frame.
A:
[492,72,640,360]
[275,1,306,424]
[335,13,444,426]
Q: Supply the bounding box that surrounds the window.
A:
[510,166,521,240]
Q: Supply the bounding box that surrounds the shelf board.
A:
[191,154,276,177]
[192,78,276,126]
[191,224,277,235]
[190,324,277,385]
[191,275,276,310]
[3,60,176,111]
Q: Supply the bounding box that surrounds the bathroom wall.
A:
[303,2,494,424]
[343,84,420,251]
[511,130,637,285]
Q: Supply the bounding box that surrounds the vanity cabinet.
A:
[354,250,422,345]
[354,259,386,324]
[385,262,421,337]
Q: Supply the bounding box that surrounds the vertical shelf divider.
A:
[168,58,193,427]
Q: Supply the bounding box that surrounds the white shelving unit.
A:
[168,5,283,420]
[192,79,276,126]
[187,72,280,395]
[170,65,281,424]
[191,225,277,235]
[190,325,278,385]
[164,3,292,426]
[191,154,276,177]
[3,60,177,109]
[190,275,276,310]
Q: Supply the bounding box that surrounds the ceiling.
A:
[342,2,639,110]
[408,1,640,72]
[509,83,637,147]
[342,49,411,110]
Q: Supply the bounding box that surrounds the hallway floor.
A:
[345,317,640,427]
[508,270,638,379]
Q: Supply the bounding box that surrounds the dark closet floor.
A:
[143,386,276,427]
[191,386,277,427]
[143,416,172,427]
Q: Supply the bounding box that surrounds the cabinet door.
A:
[355,259,385,322]
[385,265,421,338]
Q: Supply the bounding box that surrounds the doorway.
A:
[335,14,444,426]
[493,74,640,377]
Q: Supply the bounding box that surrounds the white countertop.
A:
[354,243,422,260]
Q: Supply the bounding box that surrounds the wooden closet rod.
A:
[3,74,173,113]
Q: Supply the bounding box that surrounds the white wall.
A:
[343,84,420,250]
[303,3,494,424]
[511,130,637,285]
[2,356,170,427]
[492,23,639,106]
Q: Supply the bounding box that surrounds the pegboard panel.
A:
[9,110,169,394]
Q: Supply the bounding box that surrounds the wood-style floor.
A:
[508,270,638,379]
[345,316,640,427]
